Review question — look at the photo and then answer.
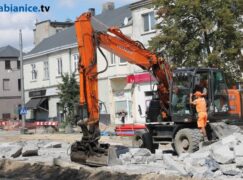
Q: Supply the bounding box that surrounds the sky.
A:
[0,0,140,52]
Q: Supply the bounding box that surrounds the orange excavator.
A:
[71,12,239,166]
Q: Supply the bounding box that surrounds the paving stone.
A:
[43,142,62,148]
[220,164,241,176]
[129,148,151,157]
[163,154,188,176]
[212,144,234,164]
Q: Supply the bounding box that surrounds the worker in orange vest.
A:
[190,91,208,141]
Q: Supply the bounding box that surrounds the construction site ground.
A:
[1,126,243,180]
[0,129,184,180]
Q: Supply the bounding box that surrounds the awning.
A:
[25,98,47,109]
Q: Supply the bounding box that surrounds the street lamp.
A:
[6,30,26,134]
[19,29,26,134]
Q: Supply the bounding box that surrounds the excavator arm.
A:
[75,12,172,125]
[71,12,172,166]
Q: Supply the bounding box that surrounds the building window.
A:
[143,12,156,32]
[5,60,11,70]
[57,58,63,75]
[31,64,37,80]
[43,61,49,79]
[73,54,79,72]
[110,53,116,66]
[3,79,10,91]
[17,60,20,69]
[18,79,21,91]
[2,113,11,120]
[119,57,127,65]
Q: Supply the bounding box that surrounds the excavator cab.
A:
[170,68,230,123]
[147,68,230,123]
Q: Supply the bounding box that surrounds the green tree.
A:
[58,73,79,125]
[150,0,243,84]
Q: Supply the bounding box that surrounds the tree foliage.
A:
[58,73,79,125]
[150,0,243,84]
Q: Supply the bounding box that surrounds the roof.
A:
[27,4,131,56]
[0,45,20,58]
[35,20,73,26]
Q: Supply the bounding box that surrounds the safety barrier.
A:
[115,124,146,136]
[35,121,58,126]
[0,120,59,131]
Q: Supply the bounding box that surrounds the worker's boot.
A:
[203,136,209,142]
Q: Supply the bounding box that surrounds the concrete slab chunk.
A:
[43,142,62,148]
[178,153,189,161]
[190,151,211,160]
[129,148,151,157]
[163,154,188,176]
[212,144,234,164]
[22,150,38,157]
[221,135,237,145]
[131,156,148,164]
[11,147,23,158]
[235,157,243,168]
[119,152,132,164]
[0,145,23,158]
[154,149,164,160]
[234,133,243,143]
[220,164,241,176]
[235,144,243,157]
[192,166,213,179]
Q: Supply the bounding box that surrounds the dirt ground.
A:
[0,159,196,180]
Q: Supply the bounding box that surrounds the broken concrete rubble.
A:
[220,164,241,176]
[163,154,188,176]
[211,143,235,164]
[129,148,151,156]
[235,144,243,157]
[0,130,243,180]
[43,142,62,148]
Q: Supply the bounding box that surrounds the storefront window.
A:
[115,100,132,118]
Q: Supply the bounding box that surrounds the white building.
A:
[23,0,159,124]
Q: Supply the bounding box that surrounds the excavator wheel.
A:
[141,132,159,153]
[173,128,203,155]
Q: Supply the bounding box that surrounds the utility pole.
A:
[19,29,26,134]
